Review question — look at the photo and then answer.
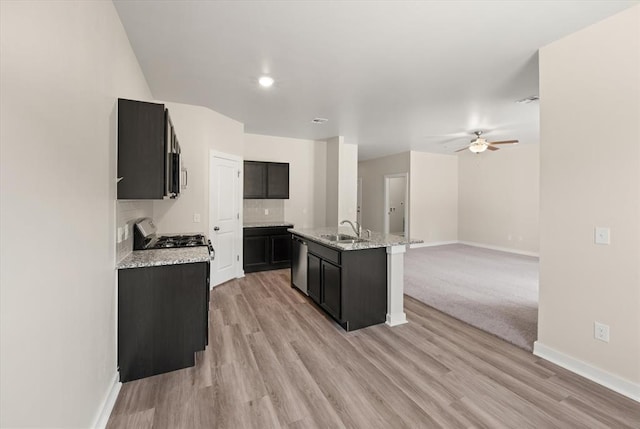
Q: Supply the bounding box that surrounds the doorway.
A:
[209,151,242,287]
[356,177,363,226]
[384,173,408,237]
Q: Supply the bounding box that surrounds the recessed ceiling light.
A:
[258,76,274,88]
[516,95,539,104]
[311,118,328,124]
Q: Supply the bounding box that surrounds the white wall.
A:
[409,151,458,244]
[325,137,341,226]
[458,144,540,254]
[538,4,640,387]
[0,1,152,427]
[152,101,244,236]
[358,152,411,233]
[243,133,327,228]
[338,143,359,223]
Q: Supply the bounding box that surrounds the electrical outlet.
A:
[264,209,269,215]
[193,213,201,223]
[594,321,610,342]
[123,224,129,240]
[117,227,123,243]
[594,227,610,245]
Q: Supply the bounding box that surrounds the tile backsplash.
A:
[243,199,284,223]
[116,200,153,262]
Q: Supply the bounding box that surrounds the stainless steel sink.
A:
[320,233,354,241]
[320,234,368,244]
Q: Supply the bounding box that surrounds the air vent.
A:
[311,118,328,124]
[516,95,539,104]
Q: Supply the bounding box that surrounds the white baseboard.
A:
[458,241,539,257]
[533,341,640,402]
[386,312,408,327]
[410,241,457,249]
[92,372,121,429]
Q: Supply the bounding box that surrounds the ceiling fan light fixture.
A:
[469,141,488,153]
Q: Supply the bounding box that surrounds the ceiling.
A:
[114,1,636,160]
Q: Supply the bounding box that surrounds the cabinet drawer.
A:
[243,226,291,237]
[308,241,340,266]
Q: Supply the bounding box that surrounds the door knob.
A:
[214,226,220,231]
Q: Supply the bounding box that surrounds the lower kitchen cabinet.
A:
[307,253,321,302]
[118,261,209,382]
[321,260,341,320]
[243,226,293,273]
[303,238,387,331]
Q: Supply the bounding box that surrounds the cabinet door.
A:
[244,161,267,198]
[307,253,321,303]
[267,162,289,199]
[321,261,341,320]
[270,234,292,264]
[117,99,166,199]
[243,235,270,273]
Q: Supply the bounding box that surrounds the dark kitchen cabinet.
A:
[298,237,387,331]
[307,253,321,302]
[267,162,289,198]
[243,226,293,273]
[243,161,289,199]
[243,162,267,199]
[118,261,209,382]
[271,234,292,264]
[243,235,270,272]
[117,98,181,200]
[321,260,341,320]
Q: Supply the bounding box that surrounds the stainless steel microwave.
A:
[165,109,181,199]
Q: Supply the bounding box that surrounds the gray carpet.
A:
[404,244,539,351]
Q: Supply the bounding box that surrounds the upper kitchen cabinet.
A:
[117,98,181,200]
[243,161,289,199]
[243,161,267,199]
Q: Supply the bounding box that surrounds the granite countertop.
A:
[289,226,422,251]
[117,247,211,269]
[244,221,294,228]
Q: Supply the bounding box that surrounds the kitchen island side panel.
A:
[341,248,387,331]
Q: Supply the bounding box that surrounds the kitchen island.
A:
[289,227,419,330]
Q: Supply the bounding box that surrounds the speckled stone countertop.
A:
[117,247,211,269]
[289,227,422,251]
[244,221,294,228]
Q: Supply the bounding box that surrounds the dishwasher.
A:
[291,235,308,295]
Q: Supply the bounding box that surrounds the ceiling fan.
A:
[455,131,518,154]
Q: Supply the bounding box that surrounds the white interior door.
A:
[384,173,409,237]
[356,177,363,225]
[388,177,406,235]
[210,153,240,286]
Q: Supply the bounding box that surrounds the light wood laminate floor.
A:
[107,269,640,429]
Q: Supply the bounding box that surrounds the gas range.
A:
[133,218,214,259]
[148,234,207,249]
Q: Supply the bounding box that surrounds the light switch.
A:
[193,213,201,223]
[117,227,123,243]
[123,224,129,240]
[594,227,610,245]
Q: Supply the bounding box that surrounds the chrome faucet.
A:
[340,220,362,238]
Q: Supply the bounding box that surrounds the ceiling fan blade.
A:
[489,140,519,145]
[487,145,499,151]
[455,146,469,153]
